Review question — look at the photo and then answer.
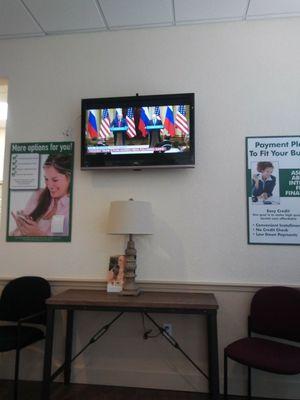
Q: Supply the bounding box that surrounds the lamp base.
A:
[121,235,141,296]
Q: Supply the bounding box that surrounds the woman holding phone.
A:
[11,154,71,237]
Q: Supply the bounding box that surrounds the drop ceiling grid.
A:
[0,0,300,39]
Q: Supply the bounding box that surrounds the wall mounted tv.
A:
[81,93,195,170]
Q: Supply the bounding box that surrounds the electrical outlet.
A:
[163,323,172,336]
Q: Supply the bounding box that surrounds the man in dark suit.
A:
[110,109,127,145]
[147,113,163,148]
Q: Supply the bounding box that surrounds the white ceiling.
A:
[0,0,300,39]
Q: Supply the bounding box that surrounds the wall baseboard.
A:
[1,276,299,293]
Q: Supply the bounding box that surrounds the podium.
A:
[146,125,164,130]
[146,125,164,147]
[110,126,128,145]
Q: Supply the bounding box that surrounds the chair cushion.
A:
[225,337,300,374]
[0,325,44,352]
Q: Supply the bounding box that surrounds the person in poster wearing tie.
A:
[147,113,163,148]
[110,108,127,145]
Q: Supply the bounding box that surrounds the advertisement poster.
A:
[7,141,74,242]
[246,136,300,245]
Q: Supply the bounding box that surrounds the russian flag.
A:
[138,107,150,137]
[164,106,175,137]
[87,110,98,139]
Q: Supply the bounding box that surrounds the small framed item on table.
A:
[107,255,126,293]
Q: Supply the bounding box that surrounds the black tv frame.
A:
[81,93,195,170]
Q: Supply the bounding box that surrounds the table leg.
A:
[41,307,55,400]
[207,311,220,400]
[64,309,74,384]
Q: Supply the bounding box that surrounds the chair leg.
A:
[247,366,251,400]
[14,347,20,400]
[224,353,228,399]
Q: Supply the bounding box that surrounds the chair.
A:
[0,276,51,400]
[224,286,300,399]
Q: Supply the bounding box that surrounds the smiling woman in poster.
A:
[11,154,71,237]
[252,161,276,203]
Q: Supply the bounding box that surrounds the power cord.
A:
[141,313,161,339]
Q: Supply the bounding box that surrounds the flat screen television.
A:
[81,93,195,169]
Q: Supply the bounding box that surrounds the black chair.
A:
[0,276,51,400]
[224,286,300,399]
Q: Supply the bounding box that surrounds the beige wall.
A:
[0,81,7,204]
[0,128,5,181]
[0,17,300,398]
[0,20,299,285]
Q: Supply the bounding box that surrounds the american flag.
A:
[154,106,164,134]
[154,106,162,120]
[175,105,189,136]
[99,108,111,139]
[126,107,136,138]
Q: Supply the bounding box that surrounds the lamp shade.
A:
[107,200,154,235]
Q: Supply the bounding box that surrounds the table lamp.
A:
[107,199,154,296]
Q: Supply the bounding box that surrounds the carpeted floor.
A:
[0,380,279,400]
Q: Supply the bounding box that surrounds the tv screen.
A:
[81,93,195,169]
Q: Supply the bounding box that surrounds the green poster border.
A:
[6,141,74,243]
[246,135,300,246]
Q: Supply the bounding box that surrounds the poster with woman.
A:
[246,136,300,245]
[7,141,74,242]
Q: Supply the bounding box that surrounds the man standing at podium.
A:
[148,113,163,148]
[110,109,127,145]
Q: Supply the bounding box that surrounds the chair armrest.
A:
[17,310,46,325]
[15,310,46,348]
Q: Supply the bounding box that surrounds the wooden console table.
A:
[41,289,219,399]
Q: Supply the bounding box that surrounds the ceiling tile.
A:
[0,0,43,37]
[99,0,173,28]
[1,0,300,41]
[23,0,106,33]
[175,0,249,22]
[247,0,300,18]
